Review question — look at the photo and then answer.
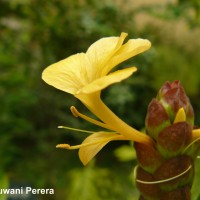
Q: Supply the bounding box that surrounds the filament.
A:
[56,134,125,150]
[70,106,113,130]
[135,165,192,185]
[183,136,200,153]
[58,126,94,134]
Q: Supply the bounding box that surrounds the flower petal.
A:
[86,32,127,79]
[102,39,151,75]
[42,53,91,94]
[79,132,126,165]
[77,67,137,94]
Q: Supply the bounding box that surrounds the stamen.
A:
[56,143,84,150]
[173,107,186,123]
[70,106,79,117]
[56,144,70,149]
[183,136,200,153]
[56,134,125,150]
[133,165,138,184]
[70,106,113,130]
[58,126,94,134]
[57,141,100,150]
[135,165,192,185]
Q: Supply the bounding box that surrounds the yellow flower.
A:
[42,32,151,95]
[42,32,154,165]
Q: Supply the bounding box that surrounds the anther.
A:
[56,144,71,149]
[70,106,79,117]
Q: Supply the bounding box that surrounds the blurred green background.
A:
[1,0,200,199]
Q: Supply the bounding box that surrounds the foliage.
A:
[66,161,138,200]
[1,0,200,199]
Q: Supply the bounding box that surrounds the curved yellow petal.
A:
[77,67,137,94]
[42,53,91,94]
[86,32,128,79]
[101,39,151,75]
[79,132,126,165]
[115,38,151,60]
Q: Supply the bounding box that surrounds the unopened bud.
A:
[157,80,194,125]
[145,81,194,141]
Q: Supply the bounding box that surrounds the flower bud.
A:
[145,81,194,141]
[137,80,195,200]
[157,80,194,125]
